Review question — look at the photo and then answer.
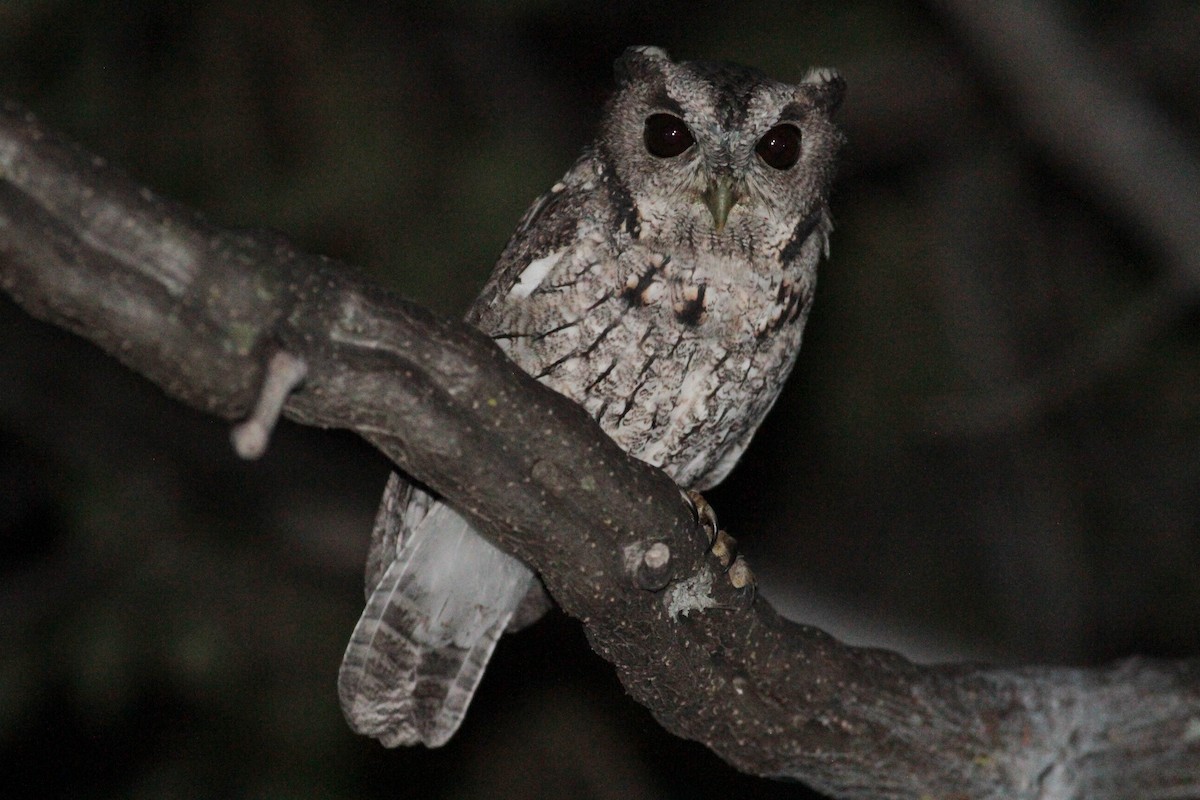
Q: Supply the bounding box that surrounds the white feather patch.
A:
[508,248,566,299]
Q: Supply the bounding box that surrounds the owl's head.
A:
[599,46,845,250]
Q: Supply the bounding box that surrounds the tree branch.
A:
[1,99,1197,800]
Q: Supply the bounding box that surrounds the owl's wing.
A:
[339,473,535,747]
[361,472,427,600]
[467,152,603,326]
[340,156,603,748]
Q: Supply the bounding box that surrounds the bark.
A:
[1,100,1197,800]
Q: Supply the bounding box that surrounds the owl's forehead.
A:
[665,60,794,131]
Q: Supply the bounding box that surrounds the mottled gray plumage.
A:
[339,46,845,747]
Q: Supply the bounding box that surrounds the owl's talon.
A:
[687,491,743,572]
[711,529,738,571]
[728,556,756,602]
[682,488,698,521]
[686,490,720,549]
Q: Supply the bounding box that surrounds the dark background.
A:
[2,2,1197,798]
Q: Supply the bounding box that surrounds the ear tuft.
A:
[802,67,846,113]
[615,46,672,86]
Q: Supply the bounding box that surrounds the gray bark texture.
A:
[1,99,1197,800]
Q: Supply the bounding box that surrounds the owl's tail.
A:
[338,475,535,747]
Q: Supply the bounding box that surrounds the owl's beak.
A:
[702,177,739,232]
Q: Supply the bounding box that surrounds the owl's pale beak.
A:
[702,177,739,232]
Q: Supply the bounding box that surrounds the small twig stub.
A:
[230,350,308,459]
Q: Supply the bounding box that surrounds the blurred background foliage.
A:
[1,1,1197,798]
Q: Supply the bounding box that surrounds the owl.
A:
[338,46,845,747]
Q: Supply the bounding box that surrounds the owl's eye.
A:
[755,124,802,170]
[643,113,695,158]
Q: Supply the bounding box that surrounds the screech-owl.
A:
[339,46,845,747]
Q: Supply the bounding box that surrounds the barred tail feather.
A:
[338,490,534,747]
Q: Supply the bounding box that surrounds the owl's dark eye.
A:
[755,124,802,170]
[643,113,695,158]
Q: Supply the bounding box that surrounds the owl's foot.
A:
[685,489,720,550]
[710,529,738,570]
[684,490,737,568]
[727,555,755,593]
[684,490,756,594]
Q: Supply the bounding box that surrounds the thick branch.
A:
[1,100,1197,800]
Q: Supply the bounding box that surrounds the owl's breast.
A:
[476,231,817,489]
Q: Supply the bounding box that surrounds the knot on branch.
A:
[625,539,674,591]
